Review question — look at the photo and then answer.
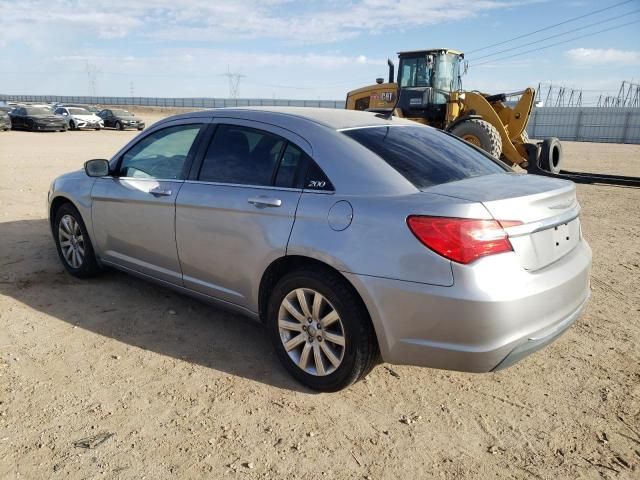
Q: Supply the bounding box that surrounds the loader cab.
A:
[396,49,463,126]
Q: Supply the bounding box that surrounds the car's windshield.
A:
[112,109,133,116]
[342,125,509,189]
[68,108,90,115]
[24,107,51,115]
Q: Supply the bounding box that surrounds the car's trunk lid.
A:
[423,173,581,270]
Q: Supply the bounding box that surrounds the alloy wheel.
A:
[278,288,346,376]
[58,214,85,268]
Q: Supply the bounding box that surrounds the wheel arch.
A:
[258,255,376,333]
[49,195,79,233]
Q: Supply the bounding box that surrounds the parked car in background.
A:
[54,106,104,130]
[0,106,11,131]
[9,106,67,132]
[63,104,101,115]
[47,108,591,391]
[97,109,145,130]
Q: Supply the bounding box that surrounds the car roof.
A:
[160,106,417,130]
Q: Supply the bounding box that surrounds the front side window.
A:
[399,57,432,88]
[119,124,202,179]
[342,126,508,189]
[199,124,285,186]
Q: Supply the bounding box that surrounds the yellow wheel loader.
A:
[346,49,640,187]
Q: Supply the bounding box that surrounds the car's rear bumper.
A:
[345,238,592,372]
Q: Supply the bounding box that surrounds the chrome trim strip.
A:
[182,180,302,192]
[504,205,581,238]
[337,124,414,132]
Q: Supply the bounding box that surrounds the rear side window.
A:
[342,126,508,189]
[199,124,285,186]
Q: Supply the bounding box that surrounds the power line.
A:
[469,9,640,61]
[470,18,640,67]
[466,0,635,54]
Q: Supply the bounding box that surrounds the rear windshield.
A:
[342,125,509,189]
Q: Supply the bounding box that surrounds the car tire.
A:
[540,137,562,174]
[137,127,144,131]
[115,121,123,131]
[69,120,76,131]
[450,119,503,158]
[53,203,101,278]
[95,127,101,131]
[267,268,379,392]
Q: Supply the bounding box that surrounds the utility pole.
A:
[130,81,135,97]
[220,65,246,99]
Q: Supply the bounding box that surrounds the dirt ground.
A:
[1,110,639,479]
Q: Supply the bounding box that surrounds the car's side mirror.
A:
[62,112,68,116]
[84,159,110,177]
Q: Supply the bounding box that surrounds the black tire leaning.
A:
[450,118,503,158]
[53,203,101,278]
[540,137,562,174]
[267,268,379,392]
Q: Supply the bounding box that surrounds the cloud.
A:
[0,0,522,46]
[565,48,640,65]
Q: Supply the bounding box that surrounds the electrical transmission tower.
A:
[535,83,582,107]
[221,66,246,99]
[86,62,101,97]
[598,80,640,107]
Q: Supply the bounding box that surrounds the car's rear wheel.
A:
[267,269,378,391]
[54,203,101,278]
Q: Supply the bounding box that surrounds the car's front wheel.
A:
[267,269,378,391]
[115,121,123,131]
[53,203,101,278]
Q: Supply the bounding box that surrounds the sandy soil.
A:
[1,113,639,479]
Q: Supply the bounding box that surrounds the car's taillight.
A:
[407,216,522,264]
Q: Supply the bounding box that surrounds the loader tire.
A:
[451,119,502,158]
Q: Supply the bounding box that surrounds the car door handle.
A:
[149,187,172,197]
[248,196,282,208]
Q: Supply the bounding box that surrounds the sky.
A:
[1,0,639,104]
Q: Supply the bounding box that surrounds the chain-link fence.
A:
[2,95,639,144]
[0,94,345,109]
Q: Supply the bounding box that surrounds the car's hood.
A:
[55,169,86,183]
[28,114,60,120]
[73,114,101,121]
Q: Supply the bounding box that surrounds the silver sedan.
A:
[48,107,592,391]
